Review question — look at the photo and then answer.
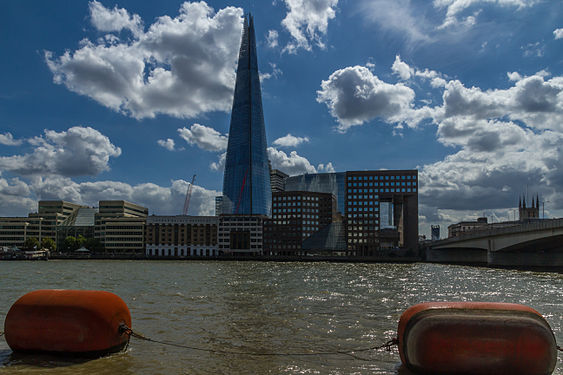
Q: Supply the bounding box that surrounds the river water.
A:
[0,261,561,375]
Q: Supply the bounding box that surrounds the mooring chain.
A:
[119,323,397,360]
[557,345,563,352]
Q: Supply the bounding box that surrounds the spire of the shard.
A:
[221,14,271,215]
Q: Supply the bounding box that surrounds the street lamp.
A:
[23,222,29,248]
[39,217,43,247]
[541,200,550,219]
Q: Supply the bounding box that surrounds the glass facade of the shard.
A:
[222,15,271,215]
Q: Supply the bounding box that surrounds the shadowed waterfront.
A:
[0,261,561,374]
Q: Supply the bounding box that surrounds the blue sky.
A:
[0,0,561,237]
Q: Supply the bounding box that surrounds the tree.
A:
[23,237,39,250]
[77,234,87,248]
[63,236,78,252]
[84,238,103,253]
[41,237,56,251]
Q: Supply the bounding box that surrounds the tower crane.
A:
[183,174,196,215]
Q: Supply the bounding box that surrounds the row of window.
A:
[348,207,381,213]
[274,196,321,201]
[348,175,416,181]
[273,201,319,207]
[349,181,417,188]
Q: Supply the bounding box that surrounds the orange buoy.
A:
[4,290,131,356]
[398,302,557,375]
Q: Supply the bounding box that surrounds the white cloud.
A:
[391,55,413,80]
[281,0,338,53]
[316,65,417,131]
[178,123,228,152]
[157,138,176,151]
[273,133,310,147]
[89,0,143,37]
[521,41,544,57]
[554,28,563,40]
[439,73,563,131]
[260,63,283,81]
[210,152,226,171]
[0,132,23,146]
[0,176,36,216]
[268,147,317,175]
[266,30,279,48]
[357,0,432,43]
[45,2,243,119]
[317,162,335,173]
[0,126,121,177]
[418,70,563,215]
[434,0,538,29]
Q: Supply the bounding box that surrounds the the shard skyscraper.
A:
[222,15,271,215]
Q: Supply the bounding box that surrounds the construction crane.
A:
[183,174,196,215]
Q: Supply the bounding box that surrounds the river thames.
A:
[0,261,561,374]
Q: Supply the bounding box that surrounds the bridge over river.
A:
[426,219,563,268]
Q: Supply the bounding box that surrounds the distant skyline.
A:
[0,0,561,236]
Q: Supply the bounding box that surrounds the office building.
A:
[270,169,288,193]
[285,173,346,214]
[0,200,85,248]
[145,215,218,257]
[218,215,266,255]
[215,196,223,216]
[95,200,147,254]
[264,191,336,255]
[284,170,419,254]
[222,15,271,215]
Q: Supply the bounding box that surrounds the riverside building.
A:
[145,216,218,257]
[0,200,86,248]
[94,200,147,255]
[263,191,336,255]
[284,170,419,255]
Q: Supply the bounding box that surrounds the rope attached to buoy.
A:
[119,324,398,360]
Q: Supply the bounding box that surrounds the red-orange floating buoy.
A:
[4,289,131,357]
[398,302,557,375]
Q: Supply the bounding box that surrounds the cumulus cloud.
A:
[281,0,338,53]
[0,132,23,146]
[554,28,563,39]
[268,147,317,175]
[0,126,121,177]
[418,71,563,220]
[273,133,310,147]
[210,152,226,171]
[89,0,143,36]
[178,123,228,152]
[157,138,176,151]
[391,55,413,80]
[45,1,243,119]
[267,147,335,176]
[317,65,417,131]
[0,176,36,216]
[439,73,563,130]
[28,176,218,216]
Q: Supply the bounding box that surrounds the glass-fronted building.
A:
[283,170,419,254]
[285,173,346,214]
[222,15,271,215]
